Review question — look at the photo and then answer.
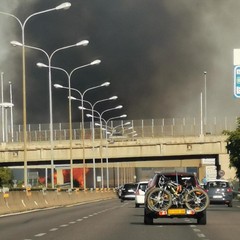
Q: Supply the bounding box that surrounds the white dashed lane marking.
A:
[34,233,46,237]
[49,228,58,231]
[24,204,126,240]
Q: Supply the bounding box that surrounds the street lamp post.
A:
[11,41,89,188]
[102,115,127,189]
[0,2,71,188]
[204,71,207,129]
[1,72,5,142]
[86,107,125,189]
[9,81,14,142]
[38,60,101,189]
[0,102,14,142]
[102,121,131,137]
[54,82,108,189]
[71,96,118,189]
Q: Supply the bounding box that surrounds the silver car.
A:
[120,183,138,202]
[205,179,233,207]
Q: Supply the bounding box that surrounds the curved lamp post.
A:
[102,114,127,189]
[38,60,101,189]
[0,102,14,142]
[204,71,207,129]
[102,121,131,137]
[85,107,125,189]
[10,41,89,188]
[70,96,118,189]
[0,2,71,188]
[54,82,109,189]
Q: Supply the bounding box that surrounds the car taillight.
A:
[227,188,232,193]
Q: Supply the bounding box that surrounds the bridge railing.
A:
[1,116,238,143]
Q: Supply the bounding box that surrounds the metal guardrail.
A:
[1,116,238,143]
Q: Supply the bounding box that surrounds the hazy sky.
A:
[1,0,240,125]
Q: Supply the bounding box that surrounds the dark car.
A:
[116,185,124,198]
[205,179,233,207]
[144,172,209,225]
[120,183,138,202]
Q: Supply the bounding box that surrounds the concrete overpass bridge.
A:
[0,116,237,186]
[0,134,232,184]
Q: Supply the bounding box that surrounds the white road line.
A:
[69,221,76,224]
[60,224,68,227]
[193,228,201,232]
[77,219,83,222]
[35,233,46,237]
[49,228,58,231]
[197,233,206,238]
[21,200,26,207]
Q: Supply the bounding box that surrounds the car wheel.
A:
[144,208,153,225]
[135,203,140,208]
[197,209,207,225]
[121,198,124,202]
[228,201,233,207]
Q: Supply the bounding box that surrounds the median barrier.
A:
[0,189,117,216]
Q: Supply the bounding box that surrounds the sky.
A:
[1,0,240,125]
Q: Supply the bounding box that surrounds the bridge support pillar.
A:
[56,169,64,185]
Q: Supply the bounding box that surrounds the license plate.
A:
[213,195,222,199]
[168,209,186,215]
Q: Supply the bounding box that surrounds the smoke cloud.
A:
[1,0,240,125]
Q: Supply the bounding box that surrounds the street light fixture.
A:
[11,41,89,188]
[0,2,72,188]
[54,82,108,189]
[0,102,14,142]
[71,95,118,189]
[39,61,101,189]
[86,109,126,189]
[204,71,207,130]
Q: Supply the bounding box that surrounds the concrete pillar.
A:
[56,169,64,185]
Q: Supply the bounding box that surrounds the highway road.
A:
[0,198,240,240]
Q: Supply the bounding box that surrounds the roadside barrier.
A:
[0,188,117,216]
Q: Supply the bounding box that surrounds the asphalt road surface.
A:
[0,198,240,240]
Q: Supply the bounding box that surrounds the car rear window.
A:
[152,173,197,187]
[165,175,195,186]
[206,181,229,188]
[138,183,148,191]
[124,184,137,190]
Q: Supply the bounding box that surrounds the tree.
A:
[223,117,240,181]
[0,167,13,187]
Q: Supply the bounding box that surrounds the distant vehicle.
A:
[204,179,233,207]
[144,172,209,225]
[120,183,138,202]
[116,185,123,198]
[135,181,149,208]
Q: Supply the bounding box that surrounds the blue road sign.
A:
[234,65,240,98]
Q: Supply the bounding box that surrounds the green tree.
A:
[223,117,240,181]
[0,167,13,187]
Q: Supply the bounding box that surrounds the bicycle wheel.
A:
[147,188,172,212]
[185,188,209,212]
